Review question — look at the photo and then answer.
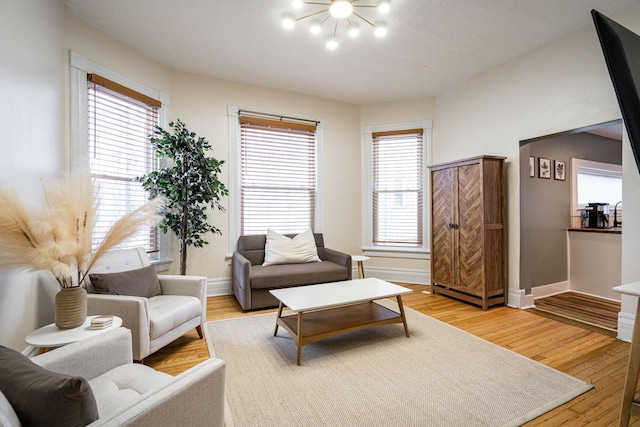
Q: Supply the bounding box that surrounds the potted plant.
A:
[137,120,228,275]
[0,170,164,328]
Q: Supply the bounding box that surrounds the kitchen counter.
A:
[568,227,622,234]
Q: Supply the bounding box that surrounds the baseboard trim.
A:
[509,289,534,309]
[531,281,571,299]
[353,266,430,285]
[618,311,634,342]
[207,277,232,297]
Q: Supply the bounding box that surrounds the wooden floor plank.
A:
[533,292,620,331]
[145,284,634,426]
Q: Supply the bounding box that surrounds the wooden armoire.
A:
[429,155,507,310]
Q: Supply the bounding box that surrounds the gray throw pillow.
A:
[0,346,98,427]
[89,264,161,298]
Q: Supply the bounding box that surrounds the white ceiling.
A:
[62,0,637,105]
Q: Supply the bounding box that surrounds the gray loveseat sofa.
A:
[232,233,352,310]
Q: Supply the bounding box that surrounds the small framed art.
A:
[554,160,566,181]
[529,156,535,177]
[538,158,551,179]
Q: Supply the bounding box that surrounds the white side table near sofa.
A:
[25,315,123,352]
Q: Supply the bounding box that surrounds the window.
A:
[87,74,161,252]
[571,158,622,213]
[227,107,322,252]
[69,51,170,265]
[363,121,432,258]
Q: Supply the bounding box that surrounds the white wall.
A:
[431,9,635,304]
[0,0,66,350]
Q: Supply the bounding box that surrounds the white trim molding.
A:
[354,266,430,285]
[69,50,172,265]
[227,105,325,255]
[618,311,634,342]
[362,119,433,258]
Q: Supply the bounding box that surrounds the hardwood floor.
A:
[533,291,620,332]
[146,284,639,426]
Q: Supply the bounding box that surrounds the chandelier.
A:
[282,0,391,50]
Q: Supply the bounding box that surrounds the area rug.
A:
[204,300,592,427]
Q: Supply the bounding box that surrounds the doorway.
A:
[519,120,623,330]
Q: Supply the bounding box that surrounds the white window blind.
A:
[372,129,423,247]
[87,74,160,252]
[239,114,317,235]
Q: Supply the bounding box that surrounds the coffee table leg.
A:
[297,311,304,366]
[274,302,283,336]
[397,295,410,337]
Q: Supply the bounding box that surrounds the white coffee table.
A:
[25,315,123,351]
[270,278,412,365]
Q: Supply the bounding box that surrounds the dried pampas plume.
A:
[0,170,165,288]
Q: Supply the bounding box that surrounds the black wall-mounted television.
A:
[592,10,640,173]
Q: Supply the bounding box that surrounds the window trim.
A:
[226,105,325,258]
[363,120,432,259]
[570,157,622,216]
[69,50,172,270]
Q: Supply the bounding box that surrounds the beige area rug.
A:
[205,300,592,427]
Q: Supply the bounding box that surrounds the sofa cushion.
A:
[89,264,161,298]
[250,261,348,290]
[89,364,172,417]
[263,229,322,266]
[0,346,98,427]
[148,295,202,340]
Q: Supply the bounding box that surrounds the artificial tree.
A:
[137,120,228,275]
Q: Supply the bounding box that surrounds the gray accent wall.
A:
[520,132,622,291]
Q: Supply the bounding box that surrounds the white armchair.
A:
[86,248,207,362]
[28,328,226,426]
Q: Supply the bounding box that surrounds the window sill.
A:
[362,247,430,260]
[151,258,173,273]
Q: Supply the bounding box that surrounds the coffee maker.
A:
[583,202,610,228]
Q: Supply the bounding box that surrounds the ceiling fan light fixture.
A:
[329,1,354,19]
[282,15,295,30]
[283,0,389,49]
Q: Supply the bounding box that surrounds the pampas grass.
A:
[0,170,164,288]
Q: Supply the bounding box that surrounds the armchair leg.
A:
[196,325,204,339]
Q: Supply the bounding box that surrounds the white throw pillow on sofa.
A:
[263,229,322,266]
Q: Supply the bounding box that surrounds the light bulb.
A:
[292,0,304,8]
[310,24,321,34]
[375,26,387,37]
[329,1,353,19]
[349,27,359,38]
[327,39,339,50]
[378,2,390,13]
[282,17,295,30]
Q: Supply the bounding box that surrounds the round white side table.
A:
[26,315,123,351]
[351,255,370,279]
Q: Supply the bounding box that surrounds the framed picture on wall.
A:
[554,160,566,181]
[529,156,535,177]
[539,158,551,179]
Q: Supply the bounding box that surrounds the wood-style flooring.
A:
[145,284,638,426]
[533,291,620,332]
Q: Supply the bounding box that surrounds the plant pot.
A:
[55,287,87,329]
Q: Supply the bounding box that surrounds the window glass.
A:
[87,77,159,252]
[239,115,317,235]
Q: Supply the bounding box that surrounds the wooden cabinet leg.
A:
[619,298,640,426]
